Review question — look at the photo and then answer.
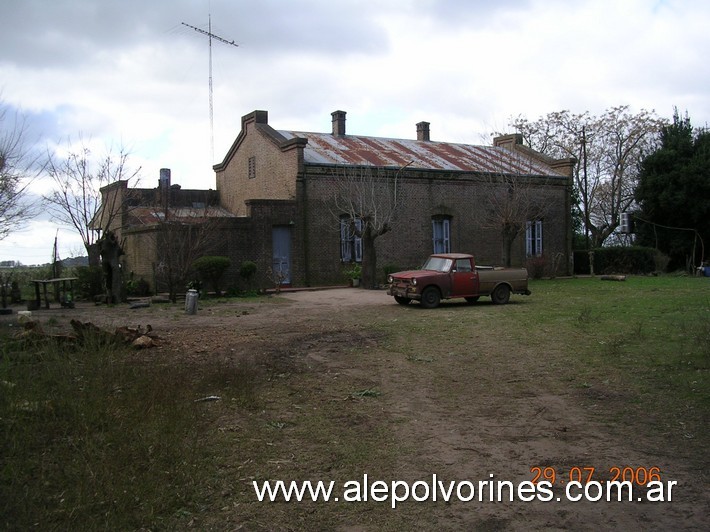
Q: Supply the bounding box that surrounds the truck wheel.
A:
[491,284,510,305]
[394,296,411,305]
[465,296,479,304]
[420,287,441,309]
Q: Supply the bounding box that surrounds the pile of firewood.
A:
[20,319,159,349]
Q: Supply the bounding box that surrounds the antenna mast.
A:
[182,15,238,162]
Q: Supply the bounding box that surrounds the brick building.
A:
[100,109,576,292]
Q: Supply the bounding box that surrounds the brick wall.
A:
[120,201,299,294]
[110,110,573,291]
[122,227,156,282]
[216,112,300,216]
[300,167,571,285]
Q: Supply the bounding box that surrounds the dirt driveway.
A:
[6,288,708,530]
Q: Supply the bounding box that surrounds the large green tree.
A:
[634,110,710,271]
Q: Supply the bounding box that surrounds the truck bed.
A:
[476,266,529,295]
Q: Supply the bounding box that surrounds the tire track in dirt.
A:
[274,291,708,530]
[9,290,706,530]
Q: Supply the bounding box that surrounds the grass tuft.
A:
[0,331,257,530]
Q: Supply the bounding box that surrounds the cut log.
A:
[132,335,155,349]
[600,275,627,282]
[69,320,157,347]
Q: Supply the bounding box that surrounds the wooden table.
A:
[30,278,78,309]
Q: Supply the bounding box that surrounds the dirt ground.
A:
[3,288,708,530]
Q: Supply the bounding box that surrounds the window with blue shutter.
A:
[340,216,363,263]
[432,217,451,253]
[526,220,543,257]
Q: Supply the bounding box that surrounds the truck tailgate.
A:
[476,266,529,294]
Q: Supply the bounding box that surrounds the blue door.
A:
[272,226,291,285]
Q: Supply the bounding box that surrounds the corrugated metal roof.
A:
[128,206,237,226]
[278,131,564,177]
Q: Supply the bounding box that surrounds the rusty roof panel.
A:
[128,206,237,226]
[278,131,564,177]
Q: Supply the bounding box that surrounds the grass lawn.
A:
[1,275,708,529]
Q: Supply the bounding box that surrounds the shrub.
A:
[186,279,202,292]
[653,250,671,273]
[239,261,257,284]
[192,256,231,296]
[0,269,36,302]
[343,264,362,280]
[526,255,547,279]
[125,277,151,297]
[74,266,104,299]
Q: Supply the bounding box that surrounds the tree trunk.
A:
[362,231,378,289]
[87,243,101,268]
[502,236,514,267]
[501,223,522,268]
[98,231,124,304]
[167,265,177,303]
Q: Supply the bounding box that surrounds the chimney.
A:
[158,168,171,211]
[493,134,524,151]
[159,168,171,188]
[331,110,346,136]
[416,121,430,141]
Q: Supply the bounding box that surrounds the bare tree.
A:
[152,206,222,303]
[477,171,548,267]
[508,106,665,247]
[43,140,140,266]
[0,100,39,240]
[332,163,411,289]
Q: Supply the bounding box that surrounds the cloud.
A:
[0,217,85,266]
[1,0,709,264]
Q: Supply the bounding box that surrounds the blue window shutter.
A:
[526,221,532,257]
[341,216,363,262]
[432,218,451,253]
[340,217,351,262]
[443,218,450,253]
[526,220,543,257]
[432,219,439,252]
[354,218,363,262]
[536,220,543,256]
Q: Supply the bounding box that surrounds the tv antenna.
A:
[182,15,238,162]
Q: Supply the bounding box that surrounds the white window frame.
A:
[432,218,451,254]
[526,220,543,257]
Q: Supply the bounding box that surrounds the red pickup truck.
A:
[387,253,531,308]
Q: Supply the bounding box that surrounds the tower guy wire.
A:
[181,15,238,163]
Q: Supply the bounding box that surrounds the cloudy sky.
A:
[1,0,708,265]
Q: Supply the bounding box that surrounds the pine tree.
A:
[635,110,710,271]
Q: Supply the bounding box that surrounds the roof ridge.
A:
[275,129,567,177]
[278,129,497,148]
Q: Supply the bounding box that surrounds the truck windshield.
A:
[422,257,453,272]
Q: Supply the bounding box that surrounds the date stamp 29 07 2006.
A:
[530,465,677,502]
[531,465,663,486]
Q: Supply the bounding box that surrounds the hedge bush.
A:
[239,261,257,282]
[192,256,231,296]
[573,247,656,275]
[125,277,151,297]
